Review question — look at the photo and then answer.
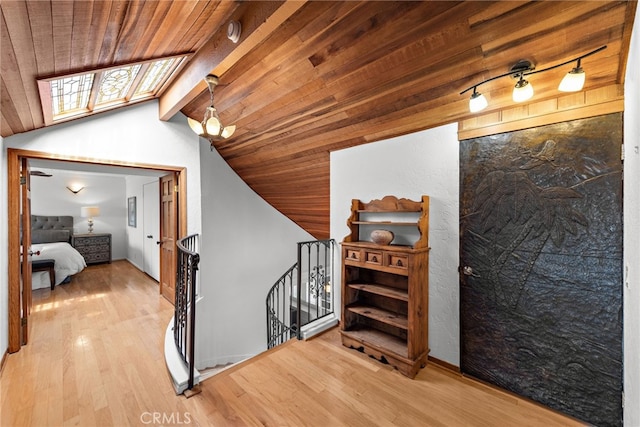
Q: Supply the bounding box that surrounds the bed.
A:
[30,215,86,290]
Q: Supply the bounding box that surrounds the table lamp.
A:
[81,206,100,233]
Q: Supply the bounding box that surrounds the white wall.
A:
[1,101,202,355]
[31,168,127,260]
[330,123,460,366]
[623,3,640,423]
[195,139,313,368]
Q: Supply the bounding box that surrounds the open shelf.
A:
[346,304,408,330]
[341,327,409,359]
[347,283,408,302]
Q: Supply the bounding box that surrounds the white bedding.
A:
[31,242,87,289]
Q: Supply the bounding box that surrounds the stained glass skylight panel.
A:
[134,57,179,98]
[95,65,142,106]
[50,74,94,118]
[39,54,190,125]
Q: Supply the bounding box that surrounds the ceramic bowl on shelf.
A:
[371,229,394,245]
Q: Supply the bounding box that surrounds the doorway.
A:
[7,148,188,353]
[459,114,623,426]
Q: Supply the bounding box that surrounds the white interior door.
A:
[143,180,160,281]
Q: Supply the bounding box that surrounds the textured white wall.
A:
[623,3,640,423]
[195,139,313,368]
[330,123,460,366]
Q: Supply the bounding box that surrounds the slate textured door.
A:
[459,113,623,426]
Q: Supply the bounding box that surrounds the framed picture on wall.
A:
[128,196,136,227]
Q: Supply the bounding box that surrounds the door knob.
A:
[157,241,162,245]
[147,235,153,238]
[460,266,479,277]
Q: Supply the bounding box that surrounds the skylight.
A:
[38,54,190,125]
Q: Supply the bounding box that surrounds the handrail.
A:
[175,234,199,391]
[266,239,335,349]
[266,263,298,349]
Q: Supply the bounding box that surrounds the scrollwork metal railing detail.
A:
[174,234,199,391]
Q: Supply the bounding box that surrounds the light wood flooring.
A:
[1,261,585,426]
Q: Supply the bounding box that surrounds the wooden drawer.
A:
[386,253,409,271]
[345,248,362,262]
[365,250,383,266]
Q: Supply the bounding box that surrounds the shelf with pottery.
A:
[340,195,430,378]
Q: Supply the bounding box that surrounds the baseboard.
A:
[428,355,460,374]
[0,349,8,378]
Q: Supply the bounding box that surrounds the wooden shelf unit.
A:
[340,195,430,378]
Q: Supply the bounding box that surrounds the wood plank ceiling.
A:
[1,1,636,239]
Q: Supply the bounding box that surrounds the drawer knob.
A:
[371,256,378,262]
[351,253,357,259]
[396,260,403,267]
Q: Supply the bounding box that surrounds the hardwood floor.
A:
[1,261,584,426]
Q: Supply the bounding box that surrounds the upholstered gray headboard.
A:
[31,215,74,244]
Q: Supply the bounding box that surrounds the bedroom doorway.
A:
[6,148,188,353]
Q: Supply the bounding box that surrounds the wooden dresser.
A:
[340,195,429,378]
[72,233,112,265]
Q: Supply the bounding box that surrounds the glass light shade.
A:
[187,117,204,135]
[81,206,100,218]
[205,117,222,136]
[512,78,534,102]
[558,67,585,92]
[469,92,488,113]
[221,125,236,139]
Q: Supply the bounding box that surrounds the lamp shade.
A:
[81,206,100,218]
[469,91,488,113]
[558,67,585,92]
[512,77,534,102]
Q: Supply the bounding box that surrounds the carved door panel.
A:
[160,173,177,304]
[459,113,623,426]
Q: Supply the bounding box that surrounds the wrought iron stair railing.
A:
[175,233,200,392]
[266,239,336,349]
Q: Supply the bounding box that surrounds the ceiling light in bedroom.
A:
[81,206,100,233]
[67,184,84,194]
[187,74,236,145]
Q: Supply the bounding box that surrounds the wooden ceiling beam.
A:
[158,0,307,122]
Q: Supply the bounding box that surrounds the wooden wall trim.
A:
[458,84,624,141]
[428,355,460,374]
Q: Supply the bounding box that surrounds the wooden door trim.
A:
[6,148,188,353]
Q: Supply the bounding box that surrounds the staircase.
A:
[266,239,338,349]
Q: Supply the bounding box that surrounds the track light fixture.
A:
[460,45,606,113]
[187,74,236,143]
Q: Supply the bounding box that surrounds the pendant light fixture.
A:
[558,58,586,92]
[469,87,488,113]
[460,45,606,113]
[187,74,236,142]
[512,73,534,103]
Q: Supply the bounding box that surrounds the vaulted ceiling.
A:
[1,1,636,238]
